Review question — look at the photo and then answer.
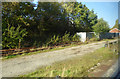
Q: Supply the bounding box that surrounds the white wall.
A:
[77,32,86,42]
[77,32,120,42]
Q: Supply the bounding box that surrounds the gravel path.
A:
[2,40,117,77]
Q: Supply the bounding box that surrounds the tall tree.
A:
[112,19,119,29]
[35,2,71,37]
[63,2,97,32]
[92,18,110,38]
[2,2,35,48]
[2,2,98,49]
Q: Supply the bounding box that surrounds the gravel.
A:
[1,40,117,77]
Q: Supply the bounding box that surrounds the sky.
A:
[78,1,118,28]
[33,0,118,28]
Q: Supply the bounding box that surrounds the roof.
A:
[109,28,120,33]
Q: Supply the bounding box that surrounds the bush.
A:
[62,32,71,43]
[71,34,80,42]
[46,33,81,46]
[46,35,62,46]
[89,38,100,42]
[2,25,28,49]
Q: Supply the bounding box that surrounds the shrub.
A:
[89,38,100,42]
[46,33,81,46]
[46,35,61,46]
[62,32,71,43]
[71,34,80,42]
[2,25,28,49]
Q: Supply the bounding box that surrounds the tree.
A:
[112,19,119,29]
[63,2,97,32]
[92,18,110,38]
[88,9,98,31]
[2,2,98,49]
[2,2,35,48]
[2,24,27,49]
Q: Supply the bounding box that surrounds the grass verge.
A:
[2,38,117,60]
[22,44,118,77]
[2,42,81,60]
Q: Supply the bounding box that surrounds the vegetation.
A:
[2,38,116,60]
[22,43,118,77]
[89,37,100,42]
[2,2,98,49]
[2,25,27,49]
[112,19,119,29]
[2,40,82,60]
[92,18,110,38]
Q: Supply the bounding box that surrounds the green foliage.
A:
[62,32,71,43]
[2,25,27,49]
[112,19,119,29]
[47,35,61,46]
[46,33,80,46]
[89,38,100,42]
[71,34,80,41]
[2,2,98,49]
[63,3,97,32]
[92,18,110,37]
[46,33,70,46]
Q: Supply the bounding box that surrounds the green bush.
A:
[2,25,28,49]
[46,33,80,46]
[89,37,100,42]
[62,32,71,43]
[71,34,80,42]
[46,35,62,46]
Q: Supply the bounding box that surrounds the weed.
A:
[22,44,118,77]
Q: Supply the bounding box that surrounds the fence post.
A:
[107,41,109,48]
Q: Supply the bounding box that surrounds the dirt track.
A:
[2,40,117,77]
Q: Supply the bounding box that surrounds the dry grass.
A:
[22,43,118,77]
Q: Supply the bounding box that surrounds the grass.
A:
[22,43,118,77]
[2,42,81,60]
[2,38,117,60]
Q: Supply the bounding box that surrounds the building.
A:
[77,28,120,42]
[77,32,95,42]
[109,28,120,37]
[109,28,120,33]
